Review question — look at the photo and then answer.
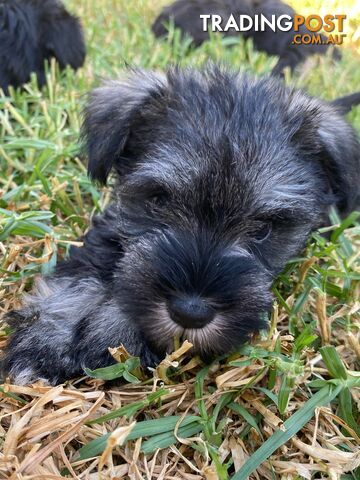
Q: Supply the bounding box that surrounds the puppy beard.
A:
[148,303,265,359]
[115,230,273,359]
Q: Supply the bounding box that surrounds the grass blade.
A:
[141,421,204,454]
[228,402,263,438]
[231,383,343,479]
[77,415,201,460]
[86,388,169,425]
[320,346,348,380]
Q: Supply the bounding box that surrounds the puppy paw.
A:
[1,358,49,385]
[2,311,74,385]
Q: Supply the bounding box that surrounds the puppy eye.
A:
[147,190,169,207]
[253,222,272,242]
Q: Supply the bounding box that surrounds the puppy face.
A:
[83,67,359,359]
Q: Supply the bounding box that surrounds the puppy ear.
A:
[290,96,360,214]
[82,70,167,184]
[42,7,86,70]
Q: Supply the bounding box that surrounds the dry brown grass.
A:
[1,247,359,478]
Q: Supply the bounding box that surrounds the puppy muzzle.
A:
[118,229,273,357]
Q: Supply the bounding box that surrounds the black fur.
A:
[331,92,360,115]
[2,66,359,384]
[152,0,341,75]
[0,0,86,93]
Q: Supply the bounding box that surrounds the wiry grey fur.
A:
[2,65,360,385]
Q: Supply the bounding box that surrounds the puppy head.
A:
[0,0,85,93]
[0,0,41,90]
[37,0,86,70]
[83,66,360,358]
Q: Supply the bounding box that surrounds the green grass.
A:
[0,1,359,478]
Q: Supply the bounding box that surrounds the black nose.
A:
[168,297,215,329]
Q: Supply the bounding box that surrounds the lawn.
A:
[0,0,359,478]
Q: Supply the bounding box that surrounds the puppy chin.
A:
[143,302,270,360]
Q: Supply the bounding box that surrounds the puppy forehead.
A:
[134,143,208,187]
[129,71,319,208]
[134,123,303,190]
[132,136,313,214]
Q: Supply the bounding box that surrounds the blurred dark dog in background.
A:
[0,0,86,93]
[152,0,341,75]
[2,65,359,385]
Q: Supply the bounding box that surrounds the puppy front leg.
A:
[1,276,155,385]
[271,50,303,76]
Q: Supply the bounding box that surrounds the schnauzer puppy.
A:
[0,0,86,93]
[2,66,359,385]
[152,0,341,75]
